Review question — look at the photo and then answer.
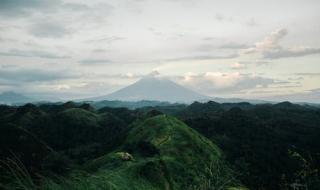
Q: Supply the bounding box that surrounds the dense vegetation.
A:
[176,101,320,190]
[0,101,319,190]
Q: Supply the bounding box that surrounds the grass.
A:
[86,115,230,189]
[0,157,37,190]
[1,115,244,190]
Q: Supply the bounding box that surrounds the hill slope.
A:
[0,91,32,104]
[80,115,239,190]
[40,115,241,190]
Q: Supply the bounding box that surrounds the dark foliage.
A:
[178,101,320,190]
[0,101,319,190]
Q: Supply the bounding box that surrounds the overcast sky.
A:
[0,0,319,102]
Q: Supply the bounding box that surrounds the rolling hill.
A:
[44,114,242,190]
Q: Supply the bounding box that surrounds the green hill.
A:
[0,105,244,190]
[52,115,240,190]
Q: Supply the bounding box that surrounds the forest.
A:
[0,101,319,190]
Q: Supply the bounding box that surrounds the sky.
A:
[0,0,319,102]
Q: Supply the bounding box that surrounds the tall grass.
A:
[0,157,37,190]
[0,158,153,190]
[0,158,100,190]
[187,159,245,190]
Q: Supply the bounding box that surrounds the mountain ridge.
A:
[0,91,33,104]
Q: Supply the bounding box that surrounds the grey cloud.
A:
[200,37,248,50]
[28,21,70,38]
[243,28,288,54]
[202,37,216,41]
[177,73,276,95]
[295,73,320,76]
[0,49,70,59]
[264,47,320,59]
[255,61,270,65]
[195,43,247,52]
[79,59,112,65]
[239,61,270,66]
[92,49,108,53]
[62,3,90,11]
[219,42,249,49]
[214,14,233,22]
[288,77,304,81]
[165,53,239,62]
[246,18,259,27]
[85,36,125,44]
[272,85,302,89]
[273,80,292,85]
[242,28,320,59]
[225,76,274,92]
[0,37,16,42]
[248,90,278,94]
[0,68,78,82]
[0,0,61,17]
[98,73,144,79]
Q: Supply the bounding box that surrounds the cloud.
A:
[177,72,275,95]
[214,13,233,22]
[198,39,249,51]
[86,36,125,43]
[243,28,287,54]
[0,0,61,17]
[95,73,144,80]
[246,18,259,27]
[231,62,247,70]
[242,28,320,59]
[0,49,70,59]
[62,3,90,11]
[219,42,249,49]
[164,53,239,62]
[295,72,320,77]
[0,68,78,82]
[79,59,112,65]
[28,21,70,38]
[263,47,320,59]
[239,60,270,66]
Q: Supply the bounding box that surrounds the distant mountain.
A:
[0,91,33,104]
[90,76,209,103]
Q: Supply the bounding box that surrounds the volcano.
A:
[91,76,209,103]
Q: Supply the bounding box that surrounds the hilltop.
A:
[82,114,240,190]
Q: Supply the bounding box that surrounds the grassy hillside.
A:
[3,101,318,189]
[84,115,228,189]
[30,115,241,190]
[82,115,238,189]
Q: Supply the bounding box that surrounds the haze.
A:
[0,0,319,103]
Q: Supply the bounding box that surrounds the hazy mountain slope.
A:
[91,77,209,103]
[0,91,33,104]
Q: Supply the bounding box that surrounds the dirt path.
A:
[157,115,173,146]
